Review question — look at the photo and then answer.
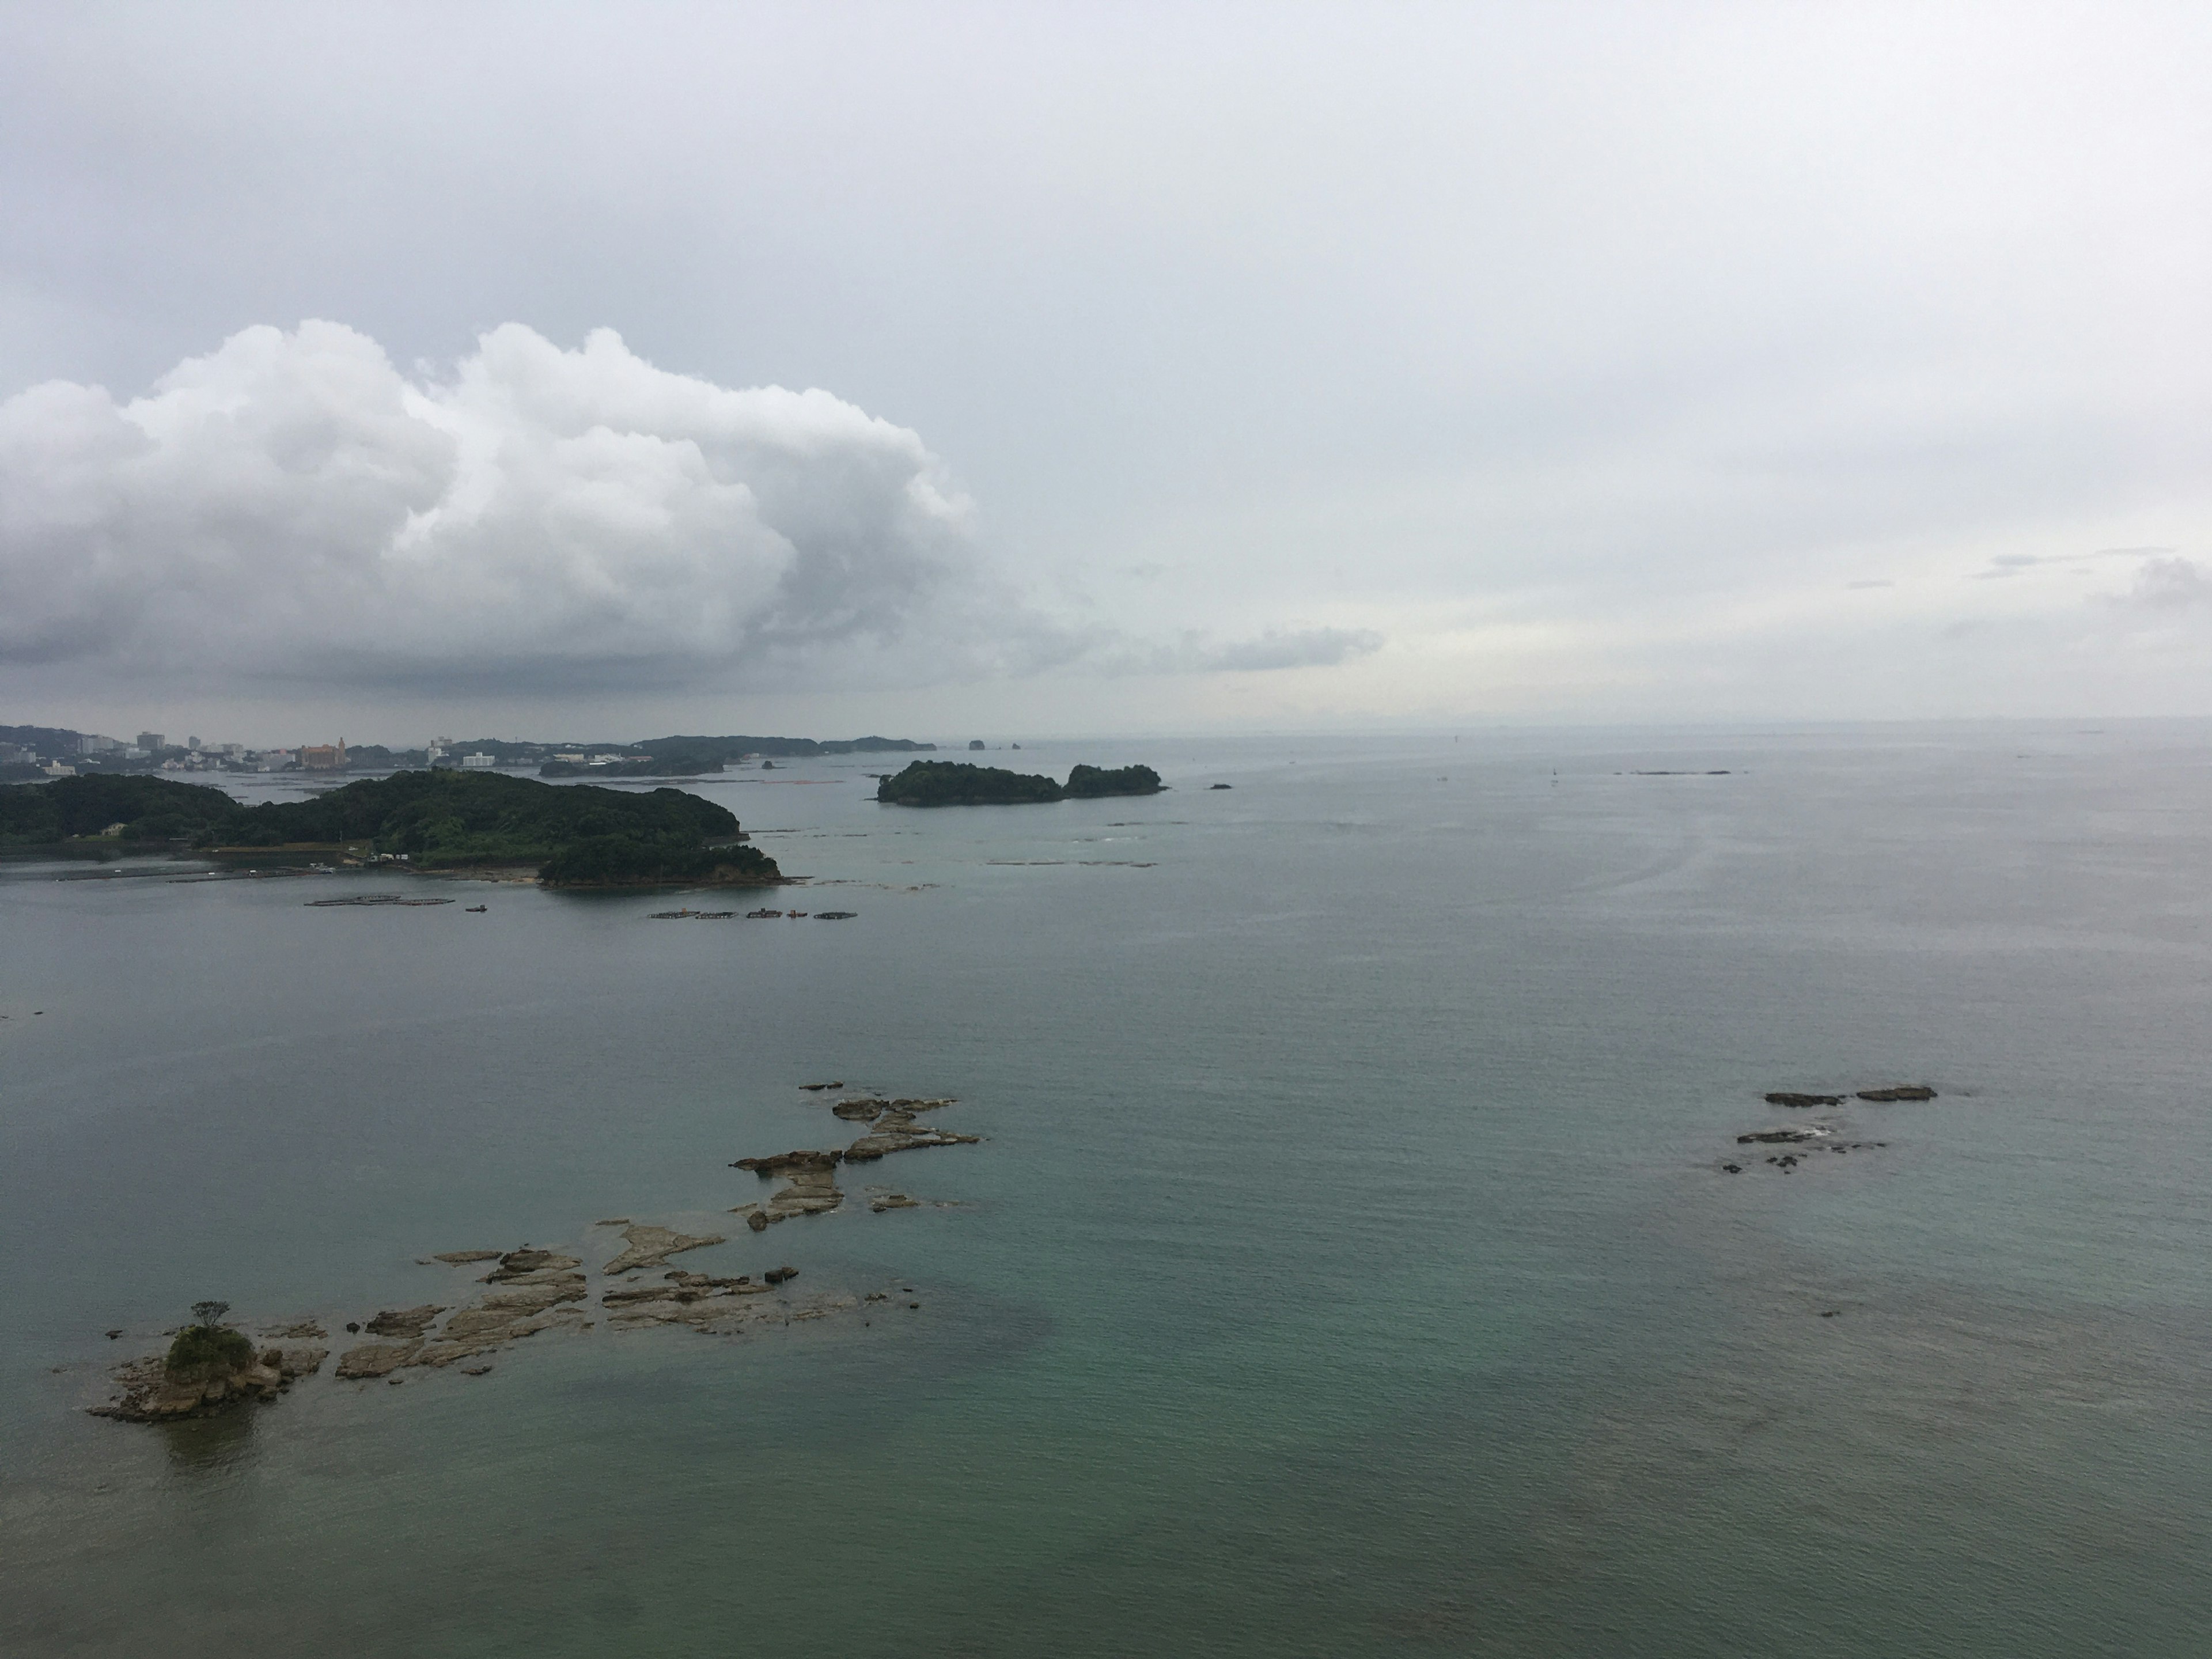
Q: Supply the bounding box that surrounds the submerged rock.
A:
[429,1250,503,1264]
[1736,1127,1833,1145]
[870,1194,920,1212]
[603,1224,726,1275]
[1857,1085,1937,1102]
[1764,1093,1844,1108]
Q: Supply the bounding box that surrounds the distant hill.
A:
[875,760,1163,806]
[634,734,936,764]
[0,771,779,887]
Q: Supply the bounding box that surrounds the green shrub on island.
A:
[876,761,1065,806]
[1,768,782,887]
[875,759,1165,806]
[206,770,741,863]
[1063,764,1163,798]
[0,774,244,847]
[164,1322,253,1382]
[539,835,781,887]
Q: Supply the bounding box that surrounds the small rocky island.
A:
[91,1301,327,1422]
[1714,1083,1938,1175]
[89,1085,982,1423]
[875,760,1164,806]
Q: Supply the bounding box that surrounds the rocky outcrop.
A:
[484,1249,582,1282]
[870,1194,920,1212]
[91,1347,287,1421]
[363,1305,446,1338]
[601,1270,775,1329]
[842,1108,980,1162]
[335,1342,419,1379]
[1857,1085,1937,1102]
[831,1096,955,1122]
[732,1148,843,1176]
[90,1330,327,1422]
[602,1224,726,1275]
[1764,1092,1844,1108]
[429,1249,503,1264]
[734,1160,844,1229]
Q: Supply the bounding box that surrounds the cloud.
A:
[0,320,1056,691]
[1201,627,1385,672]
[2116,554,2211,613]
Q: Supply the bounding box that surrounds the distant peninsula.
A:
[0,771,780,887]
[541,734,935,778]
[876,760,1164,807]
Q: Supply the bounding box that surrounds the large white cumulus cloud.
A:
[0,321,1008,688]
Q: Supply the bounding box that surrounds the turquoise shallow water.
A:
[2,724,2209,1656]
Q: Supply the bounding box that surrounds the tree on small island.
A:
[165,1303,253,1381]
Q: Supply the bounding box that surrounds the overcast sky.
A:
[3,1,2209,744]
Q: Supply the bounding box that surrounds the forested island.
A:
[0,772,779,887]
[875,760,1163,806]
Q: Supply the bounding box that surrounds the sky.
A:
[2,0,2209,745]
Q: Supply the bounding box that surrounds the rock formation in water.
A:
[93,1316,326,1421]
[602,1223,726,1275]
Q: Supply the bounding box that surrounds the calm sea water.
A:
[2,724,2207,1656]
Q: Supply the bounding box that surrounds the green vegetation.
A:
[1063,764,1164,798]
[0,774,244,847]
[876,760,1065,806]
[165,1322,253,1381]
[216,769,750,873]
[1,769,779,886]
[539,835,781,887]
[875,760,1165,806]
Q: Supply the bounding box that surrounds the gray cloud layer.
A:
[0,319,1382,702]
[0,322,993,688]
[2,5,2208,729]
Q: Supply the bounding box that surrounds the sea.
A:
[2,723,2207,1657]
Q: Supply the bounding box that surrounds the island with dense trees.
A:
[1,771,780,887]
[874,760,1164,806]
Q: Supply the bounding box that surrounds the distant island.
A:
[1,721,932,783]
[0,771,781,887]
[876,760,1164,806]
